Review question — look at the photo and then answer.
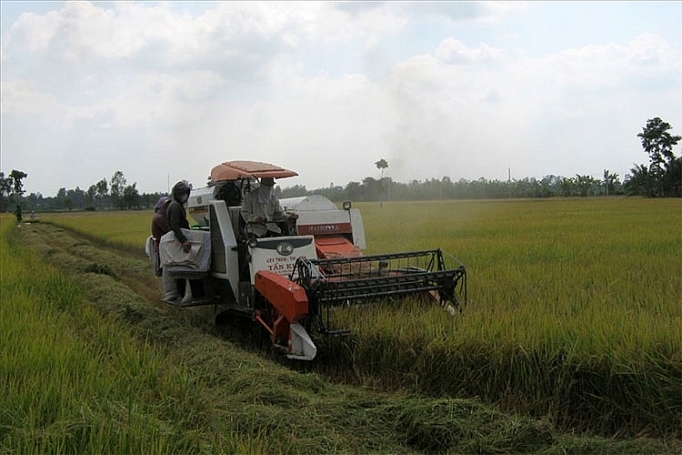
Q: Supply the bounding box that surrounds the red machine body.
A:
[253,270,310,354]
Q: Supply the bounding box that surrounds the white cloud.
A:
[435,39,503,63]
[1,79,57,116]
[9,8,62,52]
[1,1,680,196]
[369,31,682,183]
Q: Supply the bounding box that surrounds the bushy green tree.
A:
[9,170,28,221]
[87,185,97,208]
[629,117,681,197]
[0,172,11,212]
[110,171,127,209]
[96,178,108,207]
[122,183,140,209]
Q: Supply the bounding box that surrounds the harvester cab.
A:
[155,160,467,361]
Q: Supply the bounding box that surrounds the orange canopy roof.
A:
[209,161,298,183]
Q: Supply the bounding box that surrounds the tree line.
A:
[285,172,625,202]
[0,170,163,214]
[286,117,680,201]
[2,117,679,214]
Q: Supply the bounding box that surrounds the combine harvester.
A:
[156,161,467,361]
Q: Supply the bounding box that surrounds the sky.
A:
[1,1,681,197]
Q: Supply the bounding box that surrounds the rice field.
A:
[357,197,681,362]
[336,198,681,435]
[11,213,674,454]
[35,197,682,436]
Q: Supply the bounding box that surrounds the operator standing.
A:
[241,177,297,237]
[161,180,192,301]
[167,180,192,253]
[150,196,171,276]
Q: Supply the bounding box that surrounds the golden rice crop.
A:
[39,197,682,436]
[40,210,152,247]
[330,198,682,435]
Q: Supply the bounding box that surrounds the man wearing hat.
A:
[240,177,297,237]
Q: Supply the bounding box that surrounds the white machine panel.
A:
[249,236,318,282]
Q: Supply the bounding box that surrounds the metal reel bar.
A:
[293,249,467,336]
